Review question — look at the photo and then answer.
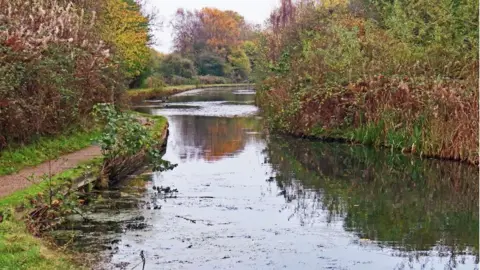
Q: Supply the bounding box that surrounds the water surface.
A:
[54,87,478,269]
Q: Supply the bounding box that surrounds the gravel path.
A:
[0,145,101,198]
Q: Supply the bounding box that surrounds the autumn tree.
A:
[170,7,254,81]
[171,8,204,57]
[99,0,151,79]
[198,8,241,55]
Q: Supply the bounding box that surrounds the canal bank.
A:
[0,111,169,269]
[51,86,478,270]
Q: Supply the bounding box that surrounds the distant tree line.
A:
[137,7,259,88]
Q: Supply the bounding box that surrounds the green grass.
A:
[0,159,102,209]
[308,120,428,157]
[0,159,102,270]
[0,129,100,176]
[0,220,80,270]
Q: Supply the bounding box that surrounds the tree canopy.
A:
[166,7,257,83]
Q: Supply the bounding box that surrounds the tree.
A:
[171,8,204,56]
[171,7,245,56]
[199,8,241,55]
[159,54,196,79]
[170,7,255,80]
[196,52,227,76]
[99,0,150,79]
[228,48,251,81]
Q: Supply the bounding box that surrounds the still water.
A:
[55,87,479,269]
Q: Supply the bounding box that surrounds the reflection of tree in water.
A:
[265,136,479,268]
[204,119,244,161]
[172,116,259,161]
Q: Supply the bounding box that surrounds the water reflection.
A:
[137,87,259,118]
[265,136,479,268]
[166,116,261,162]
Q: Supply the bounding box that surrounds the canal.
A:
[54,86,479,269]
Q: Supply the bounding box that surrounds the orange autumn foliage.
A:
[199,8,241,53]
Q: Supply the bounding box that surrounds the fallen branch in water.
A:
[175,215,196,224]
[130,250,146,270]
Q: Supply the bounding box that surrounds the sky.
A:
[146,0,279,53]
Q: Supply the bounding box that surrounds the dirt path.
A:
[0,145,102,198]
[0,116,159,198]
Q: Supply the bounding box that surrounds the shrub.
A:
[144,73,166,90]
[228,48,252,82]
[93,103,176,185]
[164,75,193,86]
[159,54,196,79]
[0,0,124,149]
[196,51,227,76]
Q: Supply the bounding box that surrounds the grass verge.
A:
[0,220,80,270]
[0,158,102,270]
[0,159,102,209]
[0,129,100,176]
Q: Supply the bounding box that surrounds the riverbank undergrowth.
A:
[254,0,478,164]
[0,111,169,269]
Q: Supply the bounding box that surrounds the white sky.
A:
[146,0,279,53]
